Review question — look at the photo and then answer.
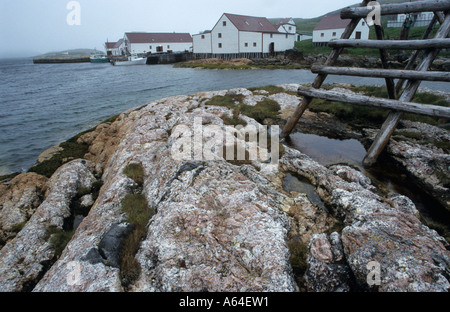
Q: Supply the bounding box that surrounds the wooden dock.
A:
[33,56,91,64]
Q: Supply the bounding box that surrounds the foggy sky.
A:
[0,0,360,58]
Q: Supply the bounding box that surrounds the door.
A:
[269,42,275,54]
[355,32,361,40]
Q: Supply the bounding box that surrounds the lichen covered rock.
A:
[0,160,95,292]
[0,173,48,246]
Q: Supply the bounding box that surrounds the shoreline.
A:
[0,84,448,292]
[1,83,449,182]
[32,56,91,64]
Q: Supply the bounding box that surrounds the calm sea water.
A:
[0,57,448,175]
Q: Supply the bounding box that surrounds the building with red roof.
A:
[193,13,296,56]
[123,32,193,55]
[312,14,369,46]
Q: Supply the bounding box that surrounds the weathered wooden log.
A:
[363,11,450,167]
[435,11,445,25]
[328,38,450,49]
[375,24,396,99]
[311,65,450,82]
[396,15,440,94]
[296,86,450,118]
[281,0,371,138]
[341,0,450,19]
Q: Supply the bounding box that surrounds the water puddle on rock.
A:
[284,132,450,228]
[287,132,366,169]
[282,173,328,212]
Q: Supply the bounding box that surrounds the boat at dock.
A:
[90,51,109,63]
[112,55,147,66]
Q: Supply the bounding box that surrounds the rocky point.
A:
[0,85,448,292]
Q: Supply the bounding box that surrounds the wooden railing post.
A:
[363,11,450,167]
[280,0,370,138]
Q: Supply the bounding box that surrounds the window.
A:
[201,35,205,39]
[321,33,324,37]
[223,21,227,26]
[253,42,257,47]
[218,33,222,38]
[286,34,288,38]
[288,26,292,30]
[149,45,152,49]
[270,34,273,38]
[362,21,365,26]
[218,43,222,48]
[332,32,336,36]
[167,45,170,49]
[245,43,248,47]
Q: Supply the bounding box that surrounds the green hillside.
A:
[275,0,428,34]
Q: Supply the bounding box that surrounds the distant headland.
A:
[33,49,101,64]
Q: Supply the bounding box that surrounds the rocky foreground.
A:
[0,85,449,292]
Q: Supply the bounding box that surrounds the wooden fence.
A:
[282,0,450,167]
[193,52,284,60]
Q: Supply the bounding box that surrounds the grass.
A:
[207,93,284,165]
[248,85,297,96]
[24,113,121,179]
[175,62,305,70]
[206,94,281,124]
[308,85,450,128]
[120,193,155,288]
[240,99,281,123]
[221,109,248,127]
[0,172,20,182]
[295,24,450,58]
[123,163,145,186]
[11,221,27,233]
[121,194,154,226]
[28,139,89,178]
[46,226,75,258]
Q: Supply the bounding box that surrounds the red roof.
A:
[125,32,193,43]
[113,39,124,48]
[105,42,116,49]
[276,18,294,26]
[224,13,280,33]
[314,14,351,31]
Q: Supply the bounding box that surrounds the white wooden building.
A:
[193,13,296,58]
[274,18,297,34]
[105,41,116,57]
[123,32,193,55]
[313,15,369,46]
[387,12,434,28]
[297,33,313,42]
[112,39,125,56]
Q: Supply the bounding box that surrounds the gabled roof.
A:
[113,39,124,48]
[223,13,280,33]
[276,18,295,26]
[125,32,193,43]
[105,42,116,49]
[314,14,351,31]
